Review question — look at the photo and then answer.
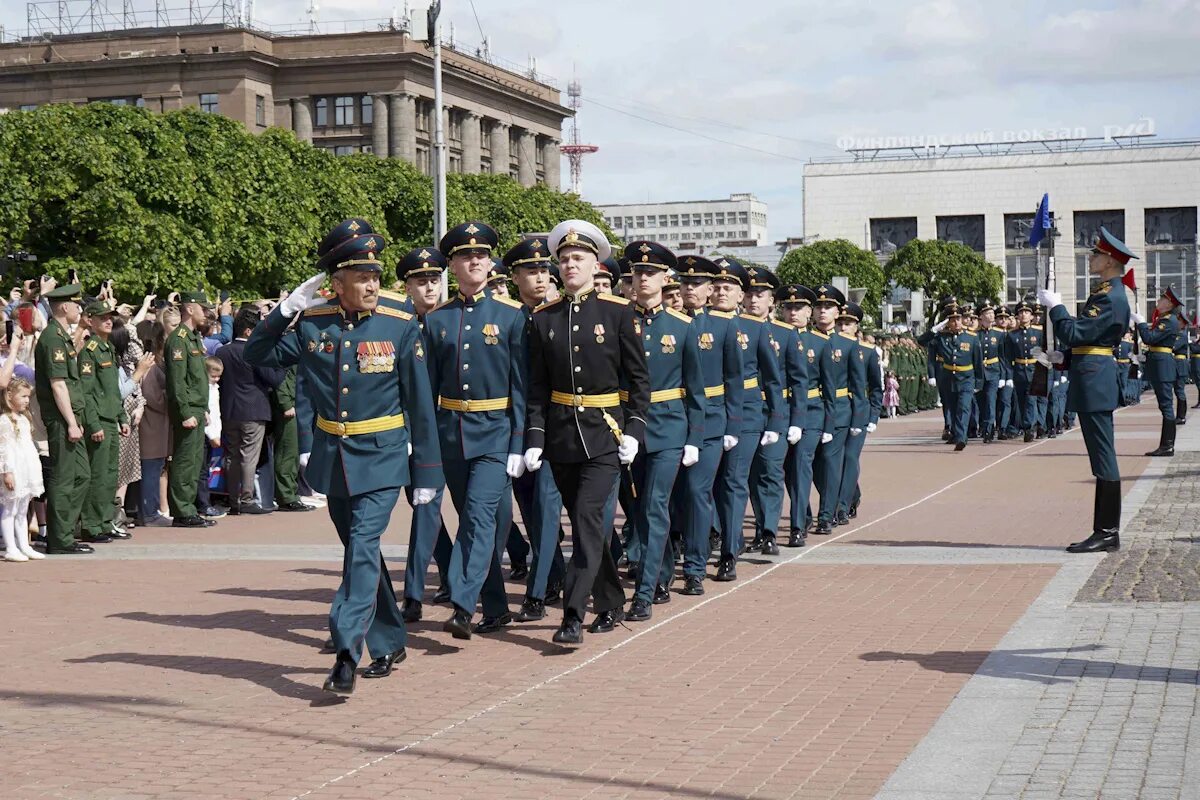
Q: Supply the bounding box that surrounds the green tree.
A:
[884,239,1004,306]
[776,239,886,311]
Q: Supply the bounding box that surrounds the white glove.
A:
[1048,349,1065,365]
[618,435,639,465]
[1006,379,1014,388]
[523,447,543,472]
[786,426,802,445]
[1137,353,1147,364]
[849,427,863,437]
[1037,288,1063,310]
[927,378,937,387]
[1060,375,1068,385]
[408,442,413,456]
[722,435,738,452]
[279,272,327,318]
[1131,312,1145,325]
[412,488,436,505]
[506,453,526,479]
[759,430,779,447]
[866,422,877,433]
[298,452,310,470]
[931,319,947,333]
[681,444,699,467]
[821,432,833,444]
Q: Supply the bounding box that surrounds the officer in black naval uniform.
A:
[523,219,650,645]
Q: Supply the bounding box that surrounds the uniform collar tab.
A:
[458,290,488,304]
[566,287,594,303]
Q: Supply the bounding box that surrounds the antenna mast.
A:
[559,76,598,196]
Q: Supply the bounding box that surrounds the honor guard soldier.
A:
[1139,285,1184,456]
[1039,226,1132,552]
[80,301,132,542]
[919,299,982,450]
[35,283,95,554]
[1006,299,1044,441]
[745,267,804,555]
[503,236,567,621]
[994,305,1017,438]
[836,302,881,523]
[424,222,529,639]
[523,219,650,644]
[1171,308,1189,425]
[245,221,443,695]
[394,245,455,622]
[974,299,1004,442]
[622,240,706,622]
[778,284,822,545]
[166,291,217,528]
[810,285,853,534]
[672,255,744,595]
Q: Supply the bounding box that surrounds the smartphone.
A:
[220,289,231,302]
[68,268,79,285]
[4,319,12,344]
[16,305,34,334]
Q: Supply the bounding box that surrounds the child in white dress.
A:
[1,378,45,561]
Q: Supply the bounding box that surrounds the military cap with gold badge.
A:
[813,283,847,307]
[43,284,84,303]
[439,221,499,258]
[623,240,676,271]
[396,246,446,283]
[547,219,612,263]
[503,237,553,271]
[775,283,816,306]
[317,231,387,273]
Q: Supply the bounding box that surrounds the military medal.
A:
[699,332,714,350]
[661,334,676,354]
[483,323,500,345]
[308,340,318,353]
[737,331,749,350]
[594,323,605,344]
[807,348,816,363]
[770,337,781,356]
[832,348,842,363]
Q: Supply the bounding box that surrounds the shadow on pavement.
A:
[65,652,330,701]
[207,586,336,604]
[860,644,1200,685]
[847,539,1065,551]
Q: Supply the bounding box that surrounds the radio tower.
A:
[560,78,598,196]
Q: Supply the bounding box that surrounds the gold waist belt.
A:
[437,396,512,412]
[1147,346,1173,355]
[618,388,686,404]
[1071,347,1114,358]
[704,385,725,398]
[550,391,620,408]
[943,363,974,372]
[743,377,759,390]
[316,413,405,437]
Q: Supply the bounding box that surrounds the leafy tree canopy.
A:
[776,239,886,311]
[883,239,1005,306]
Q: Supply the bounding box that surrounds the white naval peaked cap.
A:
[548,219,611,264]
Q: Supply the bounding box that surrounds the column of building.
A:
[490,122,510,176]
[371,93,390,158]
[388,93,416,163]
[542,137,561,190]
[291,97,313,144]
[461,111,482,174]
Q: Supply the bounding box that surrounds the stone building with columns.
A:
[0,23,566,189]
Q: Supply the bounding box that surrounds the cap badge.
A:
[639,243,652,254]
[348,220,361,232]
[365,238,377,249]
[418,249,431,259]
[465,224,480,235]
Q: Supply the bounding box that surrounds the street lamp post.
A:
[427,1,448,299]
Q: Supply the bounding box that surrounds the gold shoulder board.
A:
[666,308,692,324]
[377,306,414,320]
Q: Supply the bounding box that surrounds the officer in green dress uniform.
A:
[165,291,215,529]
[1171,310,1189,425]
[1139,286,1184,456]
[246,221,443,694]
[779,284,822,545]
[836,302,881,523]
[79,301,132,542]
[975,300,1004,443]
[919,300,983,450]
[1190,331,1200,408]
[1039,226,1132,553]
[995,306,1016,438]
[622,240,706,621]
[1006,300,1044,442]
[426,222,529,639]
[268,366,311,512]
[811,284,853,534]
[34,284,95,554]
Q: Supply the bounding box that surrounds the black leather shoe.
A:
[401,598,422,623]
[746,536,765,553]
[1023,430,1035,443]
[474,613,513,634]
[848,505,858,519]
[553,617,584,645]
[588,608,624,633]
[941,427,951,441]
[80,532,113,543]
[362,648,406,679]
[680,575,705,596]
[45,542,95,555]
[713,556,736,582]
[172,515,208,528]
[652,583,671,604]
[814,521,833,535]
[626,599,652,621]
[544,582,563,605]
[442,608,472,640]
[106,525,132,540]
[508,562,529,581]
[954,441,967,451]
[760,537,779,555]
[278,500,313,512]
[240,504,273,515]
[834,512,849,526]
[432,586,452,604]
[1066,531,1120,553]
[786,532,806,548]
[514,597,546,622]
[627,563,641,584]
[322,657,356,695]
[997,432,1009,441]
[320,638,336,654]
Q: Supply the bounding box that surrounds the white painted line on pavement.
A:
[291,433,1057,799]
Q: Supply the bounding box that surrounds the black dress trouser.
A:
[551,454,626,621]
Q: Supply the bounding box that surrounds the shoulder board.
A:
[86,340,99,351]
[599,294,629,306]
[964,330,978,337]
[534,298,563,313]
[430,297,459,313]
[174,326,189,337]
[810,329,830,340]
[666,308,692,324]
[494,295,523,309]
[770,319,794,331]
[858,341,874,349]
[302,306,339,317]
[376,306,414,321]
[709,310,735,319]
[378,289,407,301]
[740,313,767,323]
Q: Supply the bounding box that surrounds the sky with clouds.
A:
[5,0,1199,239]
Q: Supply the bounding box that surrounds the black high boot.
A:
[1067,479,1121,553]
[1176,398,1187,425]
[1145,419,1176,457]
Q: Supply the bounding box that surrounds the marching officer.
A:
[79,301,132,542]
[1006,300,1044,442]
[778,284,822,545]
[919,299,982,450]
[811,284,852,534]
[622,240,706,622]
[393,245,456,622]
[994,305,1016,439]
[1117,331,1135,406]
[975,299,1004,443]
[35,283,95,554]
[424,221,529,639]
[836,302,881,523]
[1171,310,1189,425]
[671,255,743,596]
[245,221,443,695]
[523,219,650,644]
[166,291,217,529]
[1190,329,1200,408]
[1139,286,1184,456]
[1039,226,1132,553]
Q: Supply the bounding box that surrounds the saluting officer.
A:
[166,291,217,529]
[1139,285,1184,456]
[671,256,743,596]
[245,221,443,695]
[811,284,852,535]
[1039,226,1132,553]
[35,283,95,554]
[79,301,132,542]
[836,302,881,523]
[523,219,650,644]
[394,245,456,623]
[778,284,822,546]
[975,299,1004,443]
[746,267,805,555]
[622,240,706,622]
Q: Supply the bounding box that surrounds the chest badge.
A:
[53,349,66,362]
[81,362,93,375]
[737,331,749,350]
[959,342,971,352]
[807,348,816,363]
[661,334,676,354]
[633,319,641,336]
[699,332,714,350]
[483,323,500,345]
[307,340,317,353]
[548,328,555,340]
[832,348,842,363]
[594,324,606,344]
